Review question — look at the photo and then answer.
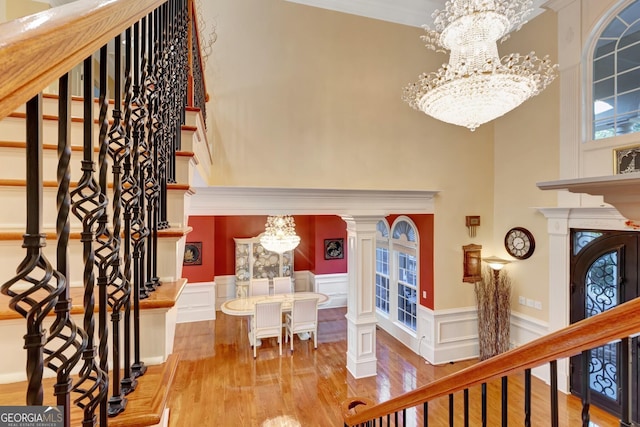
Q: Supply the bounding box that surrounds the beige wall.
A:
[200,0,562,312]
[493,11,561,321]
[5,0,48,20]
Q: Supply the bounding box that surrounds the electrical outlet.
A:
[422,291,427,299]
[526,298,534,308]
[518,296,526,305]
[534,300,542,310]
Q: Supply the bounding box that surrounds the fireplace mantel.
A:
[537,173,640,221]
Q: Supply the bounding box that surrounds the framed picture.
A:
[462,244,482,283]
[324,238,344,260]
[614,144,640,174]
[184,242,202,266]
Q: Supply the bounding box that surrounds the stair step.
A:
[0,180,193,230]
[0,352,180,427]
[0,278,187,321]
[0,227,192,286]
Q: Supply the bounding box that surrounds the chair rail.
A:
[0,0,166,121]
[342,295,640,425]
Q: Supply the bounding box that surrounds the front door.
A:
[569,229,639,422]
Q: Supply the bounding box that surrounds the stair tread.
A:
[0,278,187,321]
[0,225,193,241]
[0,352,180,427]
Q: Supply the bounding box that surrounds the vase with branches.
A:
[474,266,511,360]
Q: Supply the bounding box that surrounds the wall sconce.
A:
[466,216,480,237]
[482,256,511,284]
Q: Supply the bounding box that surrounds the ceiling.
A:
[284,0,549,28]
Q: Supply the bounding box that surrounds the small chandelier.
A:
[260,215,301,254]
[402,0,558,131]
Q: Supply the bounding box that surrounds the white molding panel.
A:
[418,306,479,365]
[176,282,216,323]
[214,275,236,310]
[312,272,348,308]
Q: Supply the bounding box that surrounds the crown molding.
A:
[285,0,548,28]
[189,186,439,216]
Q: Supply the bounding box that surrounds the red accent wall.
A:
[183,216,216,283]
[387,214,435,310]
[313,216,348,275]
[183,214,433,309]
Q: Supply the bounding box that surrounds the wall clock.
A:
[504,227,535,260]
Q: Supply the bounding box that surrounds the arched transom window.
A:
[592,0,640,140]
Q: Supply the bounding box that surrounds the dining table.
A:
[220,291,329,346]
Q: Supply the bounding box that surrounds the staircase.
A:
[0,0,209,425]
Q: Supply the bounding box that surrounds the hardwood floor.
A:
[166,307,620,427]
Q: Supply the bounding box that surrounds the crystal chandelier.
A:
[402,0,558,131]
[260,215,301,254]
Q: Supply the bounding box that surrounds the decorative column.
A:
[341,215,379,379]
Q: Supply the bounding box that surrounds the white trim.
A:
[417,306,479,365]
[189,187,437,216]
[312,272,348,308]
[284,0,547,29]
[176,282,216,323]
[214,275,237,310]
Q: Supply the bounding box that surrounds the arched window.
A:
[392,219,418,331]
[592,0,640,140]
[375,220,390,314]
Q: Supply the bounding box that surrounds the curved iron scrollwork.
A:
[70,56,108,427]
[1,95,66,408]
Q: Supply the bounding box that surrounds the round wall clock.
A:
[504,227,535,260]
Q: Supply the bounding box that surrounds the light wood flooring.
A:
[166,307,620,427]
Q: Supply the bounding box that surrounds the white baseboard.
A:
[176,281,216,323]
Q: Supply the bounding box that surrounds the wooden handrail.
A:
[0,0,166,121]
[342,295,640,425]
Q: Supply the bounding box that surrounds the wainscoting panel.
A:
[312,273,348,308]
[511,311,549,384]
[419,306,479,365]
[176,281,216,323]
[214,275,236,310]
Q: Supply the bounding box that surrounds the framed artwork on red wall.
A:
[324,238,344,260]
[184,242,202,266]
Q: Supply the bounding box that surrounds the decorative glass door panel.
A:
[570,230,639,421]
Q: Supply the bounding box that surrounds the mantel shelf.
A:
[537,173,640,221]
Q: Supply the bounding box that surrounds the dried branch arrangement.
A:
[475,267,511,360]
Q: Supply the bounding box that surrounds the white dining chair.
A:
[285,297,318,352]
[251,300,283,358]
[272,276,292,294]
[249,278,270,296]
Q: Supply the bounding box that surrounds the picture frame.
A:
[613,144,640,174]
[324,238,344,260]
[462,244,482,283]
[184,242,202,266]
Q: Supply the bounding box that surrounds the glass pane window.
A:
[376,247,390,313]
[397,252,417,331]
[592,0,640,140]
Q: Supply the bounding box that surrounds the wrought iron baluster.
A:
[550,360,559,427]
[120,23,140,396]
[524,368,531,427]
[463,389,469,427]
[44,73,88,427]
[105,32,132,416]
[423,401,428,427]
[131,16,150,380]
[501,376,508,427]
[581,350,591,427]
[70,55,108,427]
[620,338,631,426]
[0,94,64,407]
[92,44,113,427]
[481,383,487,427]
[143,10,160,293]
[449,393,454,426]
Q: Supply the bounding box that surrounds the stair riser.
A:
[0,145,194,187]
[0,235,186,290]
[0,306,176,384]
[1,115,195,158]
[0,186,191,231]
